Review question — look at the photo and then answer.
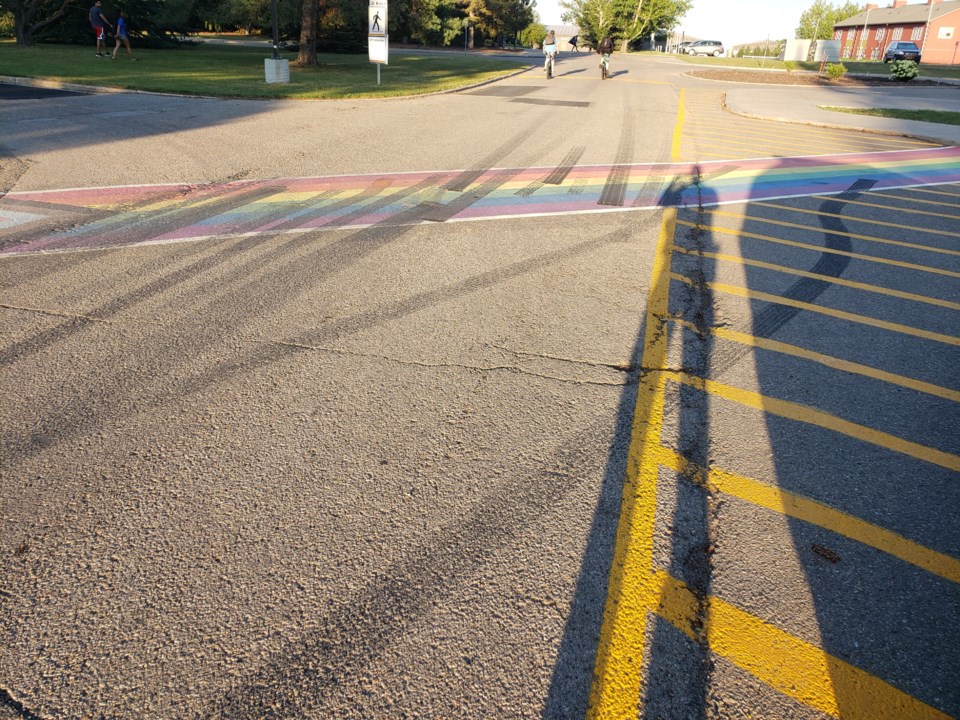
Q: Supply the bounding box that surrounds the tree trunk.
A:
[621,0,644,52]
[14,0,77,46]
[14,2,36,46]
[297,0,319,65]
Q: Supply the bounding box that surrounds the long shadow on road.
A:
[546,153,960,719]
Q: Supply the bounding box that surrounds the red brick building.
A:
[833,0,960,65]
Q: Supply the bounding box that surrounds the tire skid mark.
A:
[9,184,280,255]
[0,120,557,465]
[597,99,635,207]
[3,148,960,257]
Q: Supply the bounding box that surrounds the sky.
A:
[533,0,831,48]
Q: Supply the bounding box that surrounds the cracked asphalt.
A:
[2,53,958,719]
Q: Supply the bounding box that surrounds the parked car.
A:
[676,41,694,54]
[883,41,921,63]
[686,40,724,57]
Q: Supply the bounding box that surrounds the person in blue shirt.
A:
[111,11,137,61]
[543,30,558,78]
[89,0,112,57]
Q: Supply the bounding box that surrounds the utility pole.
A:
[920,0,935,55]
[859,6,871,59]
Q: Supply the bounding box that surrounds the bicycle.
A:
[600,53,610,79]
[544,50,556,79]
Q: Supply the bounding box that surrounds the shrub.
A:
[890,59,919,82]
[784,60,796,73]
[825,62,847,81]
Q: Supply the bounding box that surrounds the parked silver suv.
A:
[687,40,724,57]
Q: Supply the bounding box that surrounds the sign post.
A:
[368,0,388,86]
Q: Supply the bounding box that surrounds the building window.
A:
[834,29,841,39]
[911,26,923,40]
[892,27,903,41]
[875,27,884,41]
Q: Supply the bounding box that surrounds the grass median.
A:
[819,106,960,126]
[0,40,527,99]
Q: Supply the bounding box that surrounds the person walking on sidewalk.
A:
[111,11,137,61]
[90,0,112,57]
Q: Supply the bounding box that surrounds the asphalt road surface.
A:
[1,53,958,719]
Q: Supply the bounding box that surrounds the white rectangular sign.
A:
[368,35,388,64]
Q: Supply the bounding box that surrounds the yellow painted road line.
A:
[753,201,960,239]
[675,219,960,278]
[731,122,932,147]
[673,319,960,402]
[863,189,960,208]
[671,88,686,161]
[671,245,960,310]
[666,371,960,472]
[811,194,960,220]
[587,211,676,720]
[906,187,960,199]
[588,91,687,719]
[702,208,960,257]
[672,273,960,347]
[655,445,960,584]
[682,152,745,161]
[648,568,951,720]
[682,128,883,155]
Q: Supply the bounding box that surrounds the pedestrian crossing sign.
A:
[368,0,386,36]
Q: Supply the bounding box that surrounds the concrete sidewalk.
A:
[724,84,960,146]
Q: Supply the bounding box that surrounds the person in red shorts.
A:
[89,0,112,57]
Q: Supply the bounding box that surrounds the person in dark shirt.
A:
[598,35,613,76]
[89,0,112,57]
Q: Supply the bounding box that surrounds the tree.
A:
[492,0,532,42]
[391,0,465,46]
[614,0,691,52]
[796,0,860,41]
[560,0,616,47]
[561,0,690,52]
[2,0,80,46]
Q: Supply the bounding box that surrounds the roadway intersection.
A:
[1,53,958,719]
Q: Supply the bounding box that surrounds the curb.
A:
[0,74,221,100]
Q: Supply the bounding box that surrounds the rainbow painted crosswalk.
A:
[3,146,959,255]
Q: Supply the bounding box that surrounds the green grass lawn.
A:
[0,40,525,99]
[819,106,960,126]
[671,52,960,80]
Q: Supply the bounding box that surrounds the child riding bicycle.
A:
[598,35,613,78]
[543,30,558,78]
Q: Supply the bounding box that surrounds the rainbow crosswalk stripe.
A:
[4,146,959,255]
